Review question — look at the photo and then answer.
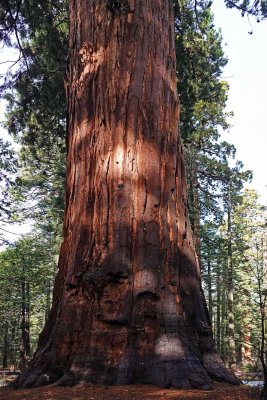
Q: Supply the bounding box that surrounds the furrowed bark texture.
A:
[14,0,239,389]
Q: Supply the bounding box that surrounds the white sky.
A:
[213,0,267,204]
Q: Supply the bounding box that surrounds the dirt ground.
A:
[0,382,261,400]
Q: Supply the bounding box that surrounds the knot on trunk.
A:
[82,268,109,293]
[80,268,129,295]
[107,0,130,15]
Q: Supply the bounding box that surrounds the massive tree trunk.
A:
[14,0,239,389]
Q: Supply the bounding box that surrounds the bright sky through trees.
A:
[213,0,267,204]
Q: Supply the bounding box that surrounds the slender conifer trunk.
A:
[2,322,9,369]
[207,245,212,319]
[188,168,201,268]
[226,179,237,371]
[20,268,31,372]
[216,268,221,353]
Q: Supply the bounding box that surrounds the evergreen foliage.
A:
[0,234,58,369]
[0,138,17,245]
[1,0,67,237]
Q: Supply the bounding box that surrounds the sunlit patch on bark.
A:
[155,334,186,358]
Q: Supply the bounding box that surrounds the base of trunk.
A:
[12,274,240,390]
[13,351,240,389]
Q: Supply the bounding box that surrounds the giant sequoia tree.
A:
[13,0,239,389]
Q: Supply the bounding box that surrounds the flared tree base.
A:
[13,365,239,390]
[13,337,240,389]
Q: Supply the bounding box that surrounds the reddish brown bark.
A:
[14,0,239,389]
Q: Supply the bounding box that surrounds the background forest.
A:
[0,0,266,377]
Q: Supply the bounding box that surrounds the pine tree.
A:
[0,235,56,369]
[175,0,236,265]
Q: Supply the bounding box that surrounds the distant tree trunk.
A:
[216,267,221,353]
[240,337,252,368]
[226,180,237,371]
[2,322,9,369]
[240,302,252,368]
[20,275,31,372]
[188,167,202,268]
[14,0,239,389]
[9,324,17,371]
[255,241,267,400]
[207,245,213,320]
[45,281,52,322]
[221,283,227,363]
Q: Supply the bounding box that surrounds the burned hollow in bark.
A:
[14,0,239,389]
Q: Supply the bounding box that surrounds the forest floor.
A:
[0,382,261,400]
